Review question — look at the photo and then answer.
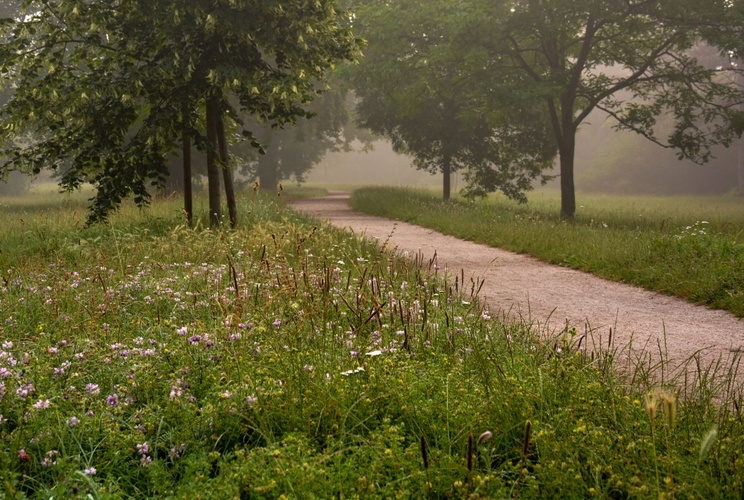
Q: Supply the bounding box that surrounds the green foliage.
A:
[347,0,744,216]
[346,0,555,200]
[0,193,743,497]
[351,187,744,317]
[0,0,362,223]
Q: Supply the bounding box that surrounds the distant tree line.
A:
[1,0,744,222]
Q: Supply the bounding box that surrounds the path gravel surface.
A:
[290,192,744,377]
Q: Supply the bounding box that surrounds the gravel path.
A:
[290,192,744,377]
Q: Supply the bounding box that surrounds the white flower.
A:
[365,350,383,357]
[340,367,365,376]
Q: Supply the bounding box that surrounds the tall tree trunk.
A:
[738,136,744,195]
[216,112,237,227]
[206,98,222,227]
[442,156,451,201]
[257,130,280,192]
[557,96,577,219]
[182,131,193,226]
[559,142,576,218]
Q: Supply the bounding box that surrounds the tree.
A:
[495,0,743,217]
[0,0,361,225]
[237,86,367,191]
[347,0,554,201]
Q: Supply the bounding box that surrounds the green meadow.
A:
[0,190,742,498]
[351,187,744,318]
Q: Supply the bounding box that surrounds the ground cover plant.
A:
[0,191,743,498]
[351,187,744,318]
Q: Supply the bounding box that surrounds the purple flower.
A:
[67,416,80,428]
[188,335,201,345]
[177,326,188,336]
[85,383,100,395]
[169,385,182,399]
[83,467,97,476]
[33,399,50,410]
[136,442,149,455]
[106,394,119,406]
[246,394,258,405]
[272,319,282,328]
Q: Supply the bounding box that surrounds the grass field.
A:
[351,187,744,318]
[0,191,742,498]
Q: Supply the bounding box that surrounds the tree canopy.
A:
[348,0,554,201]
[0,0,362,224]
[348,0,744,215]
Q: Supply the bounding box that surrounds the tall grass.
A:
[351,187,744,317]
[0,192,742,497]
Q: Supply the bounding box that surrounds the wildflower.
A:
[33,399,50,410]
[85,383,100,395]
[136,442,149,455]
[188,335,201,344]
[170,443,186,460]
[0,414,5,425]
[246,394,258,405]
[18,449,30,462]
[170,385,182,399]
[15,383,33,399]
[477,431,493,446]
[272,319,282,328]
[303,364,314,371]
[106,394,119,406]
[67,416,80,428]
[177,326,188,336]
[365,350,383,357]
[41,450,58,467]
[0,367,9,378]
[340,367,365,376]
[83,467,97,476]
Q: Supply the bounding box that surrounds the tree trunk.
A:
[217,112,238,227]
[558,96,577,219]
[559,144,576,218]
[738,136,744,195]
[442,156,451,201]
[182,131,193,226]
[205,98,222,227]
[257,130,280,192]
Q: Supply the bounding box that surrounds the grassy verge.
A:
[350,187,744,318]
[0,192,742,498]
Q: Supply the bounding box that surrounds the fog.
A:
[306,140,452,188]
[307,118,741,197]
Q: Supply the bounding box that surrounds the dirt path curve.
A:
[290,192,744,375]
